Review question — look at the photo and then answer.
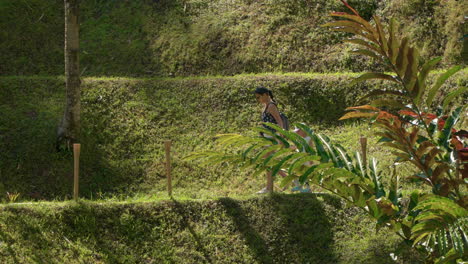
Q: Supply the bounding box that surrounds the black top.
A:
[261,102,278,133]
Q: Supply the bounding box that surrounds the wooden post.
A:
[360,135,367,170]
[165,141,172,196]
[73,143,81,201]
[266,172,273,193]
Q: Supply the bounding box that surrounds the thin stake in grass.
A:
[73,143,80,201]
[360,135,367,171]
[165,141,172,196]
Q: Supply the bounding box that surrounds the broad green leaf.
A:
[280,173,297,187]
[442,87,467,111]
[350,72,398,86]
[271,153,296,177]
[426,66,463,107]
[437,106,462,150]
[288,155,321,176]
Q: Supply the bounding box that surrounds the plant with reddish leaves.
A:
[324,1,467,262]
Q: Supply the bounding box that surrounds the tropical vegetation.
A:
[189,2,467,263]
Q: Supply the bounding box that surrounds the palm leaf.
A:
[343,38,383,55]
[395,37,409,77]
[426,66,463,107]
[387,18,399,64]
[350,72,398,86]
[373,15,388,54]
[329,13,376,34]
[442,87,467,111]
[415,57,442,105]
[437,106,462,150]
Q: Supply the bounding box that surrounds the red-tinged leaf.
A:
[330,13,375,33]
[409,127,419,147]
[396,37,409,77]
[339,112,377,120]
[431,163,450,182]
[331,12,347,15]
[376,111,398,120]
[358,89,407,103]
[340,0,360,16]
[425,148,442,168]
[416,141,436,158]
[344,39,383,55]
[373,15,388,54]
[350,72,398,86]
[345,105,380,112]
[403,47,419,92]
[398,110,418,117]
[426,66,463,107]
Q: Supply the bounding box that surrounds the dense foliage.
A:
[189,3,468,262]
[0,0,465,76]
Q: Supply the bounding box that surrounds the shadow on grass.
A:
[170,196,214,264]
[219,193,338,263]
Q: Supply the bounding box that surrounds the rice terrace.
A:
[0,0,467,263]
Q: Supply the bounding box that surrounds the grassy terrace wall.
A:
[0,72,466,200]
[0,194,423,263]
[1,0,465,76]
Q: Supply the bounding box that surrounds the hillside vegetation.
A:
[0,72,466,200]
[1,0,465,76]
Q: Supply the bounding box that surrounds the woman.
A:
[254,86,287,194]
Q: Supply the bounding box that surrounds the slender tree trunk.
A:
[57,0,80,150]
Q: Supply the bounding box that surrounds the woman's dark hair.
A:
[254,86,276,103]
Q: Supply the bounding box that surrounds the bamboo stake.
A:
[360,135,367,170]
[165,141,172,196]
[73,143,81,201]
[266,172,273,193]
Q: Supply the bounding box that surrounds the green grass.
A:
[0,71,465,201]
[0,194,423,264]
[1,0,465,77]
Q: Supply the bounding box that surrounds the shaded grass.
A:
[0,194,423,263]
